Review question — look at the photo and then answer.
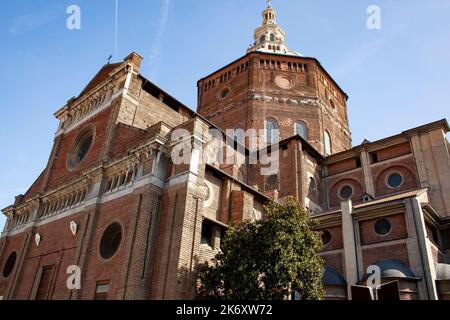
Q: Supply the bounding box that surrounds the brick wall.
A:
[362,243,410,270]
[79,194,140,300]
[197,52,351,156]
[327,157,360,176]
[327,172,365,208]
[359,214,408,245]
[371,158,419,197]
[319,225,344,251]
[0,232,28,298]
[375,142,412,162]
[46,106,116,190]
[321,252,345,276]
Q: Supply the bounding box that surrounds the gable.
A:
[79,63,122,97]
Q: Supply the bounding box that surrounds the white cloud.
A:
[9,12,55,35]
[148,0,171,78]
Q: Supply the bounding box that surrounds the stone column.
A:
[360,151,375,197]
[405,197,439,300]
[150,118,208,300]
[341,200,359,299]
[410,130,450,218]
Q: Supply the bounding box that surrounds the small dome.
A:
[323,267,347,286]
[362,260,417,281]
[436,264,450,280]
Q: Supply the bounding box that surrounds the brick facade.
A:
[1,5,450,301]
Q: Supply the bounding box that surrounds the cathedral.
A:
[1,4,449,300]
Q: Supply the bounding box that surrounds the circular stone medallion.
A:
[275,75,295,89]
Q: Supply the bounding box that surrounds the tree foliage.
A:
[198,197,325,300]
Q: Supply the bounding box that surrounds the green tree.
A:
[198,197,325,300]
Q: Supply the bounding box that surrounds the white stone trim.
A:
[1,174,164,238]
[123,66,134,95]
[319,248,343,256]
[359,238,407,250]
[167,172,198,187]
[55,90,124,136]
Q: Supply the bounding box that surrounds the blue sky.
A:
[0,0,449,230]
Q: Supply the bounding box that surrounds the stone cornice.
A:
[352,202,405,220]
[1,132,167,217]
[422,203,449,228]
[324,119,449,165]
[313,212,342,228]
[54,62,132,118]
[197,52,349,101]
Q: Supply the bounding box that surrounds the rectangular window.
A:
[201,219,228,251]
[94,281,111,300]
[201,220,213,248]
[370,152,379,164]
[36,266,55,300]
[442,229,450,250]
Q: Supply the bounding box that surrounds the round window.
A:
[3,252,17,278]
[321,230,332,246]
[68,128,94,169]
[100,223,123,260]
[266,175,278,187]
[387,173,403,188]
[203,181,214,209]
[375,219,392,236]
[219,88,230,100]
[339,185,353,200]
[275,75,295,89]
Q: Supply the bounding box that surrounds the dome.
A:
[247,2,302,57]
[362,260,418,281]
[323,267,347,286]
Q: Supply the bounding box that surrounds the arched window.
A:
[308,177,317,199]
[295,121,308,140]
[330,99,336,110]
[270,33,275,42]
[260,35,266,43]
[324,131,332,156]
[154,152,168,181]
[265,118,279,144]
